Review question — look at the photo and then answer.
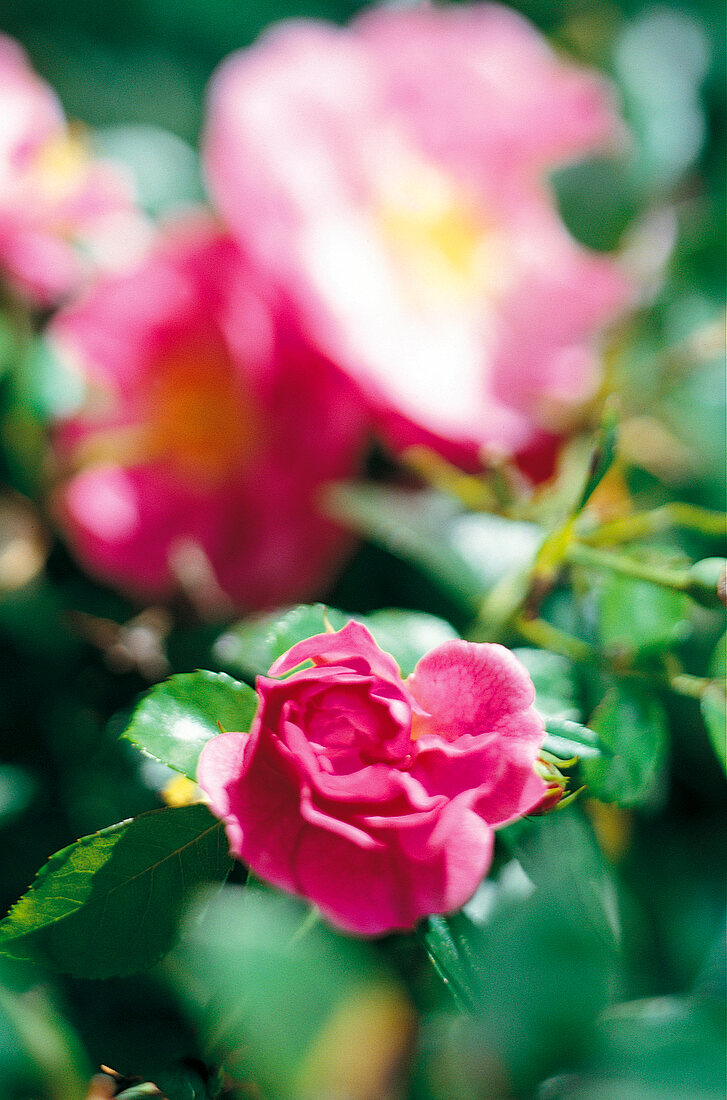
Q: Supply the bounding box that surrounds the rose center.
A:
[146,343,259,482]
[72,340,260,485]
[375,155,508,307]
[28,128,89,209]
[302,682,413,773]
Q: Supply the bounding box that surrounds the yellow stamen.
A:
[30,125,89,206]
[376,155,507,306]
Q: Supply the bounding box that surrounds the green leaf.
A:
[325,485,541,610]
[702,632,726,772]
[701,687,726,774]
[575,404,619,512]
[543,717,601,760]
[597,573,689,657]
[0,959,90,1099]
[420,915,478,1014]
[501,808,621,952]
[213,604,345,680]
[511,648,581,721]
[154,1062,224,1100]
[514,648,601,759]
[213,603,458,680]
[582,682,669,807]
[0,805,231,979]
[325,486,479,608]
[552,156,640,252]
[687,557,727,608]
[424,810,621,1094]
[591,994,727,1098]
[92,125,205,218]
[359,608,458,676]
[169,885,410,1100]
[122,671,258,780]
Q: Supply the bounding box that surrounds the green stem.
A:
[286,905,321,948]
[582,504,727,547]
[668,673,716,701]
[566,542,692,593]
[516,615,722,702]
[400,445,500,512]
[515,615,594,663]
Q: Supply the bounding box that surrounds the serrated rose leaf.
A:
[0,804,231,978]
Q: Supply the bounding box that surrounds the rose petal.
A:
[269,620,403,681]
[294,803,493,934]
[407,640,541,741]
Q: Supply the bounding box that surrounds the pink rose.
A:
[0,34,147,306]
[51,216,369,610]
[204,3,633,479]
[197,621,547,934]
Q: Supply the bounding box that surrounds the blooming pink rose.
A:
[51,216,369,610]
[204,3,632,478]
[0,34,147,305]
[198,621,547,934]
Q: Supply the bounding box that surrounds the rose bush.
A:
[0,33,146,305]
[51,216,369,610]
[204,2,632,478]
[197,620,548,934]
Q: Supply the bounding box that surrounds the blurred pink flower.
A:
[198,620,547,934]
[0,34,146,306]
[51,217,369,610]
[205,3,632,476]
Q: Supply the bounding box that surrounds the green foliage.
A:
[597,573,690,656]
[511,647,603,759]
[587,991,727,1099]
[582,682,669,807]
[169,885,410,1100]
[511,647,581,720]
[108,1062,223,1100]
[543,716,602,760]
[325,485,542,611]
[503,808,621,953]
[0,805,231,978]
[92,125,205,218]
[701,683,727,772]
[122,671,258,779]
[0,960,90,1100]
[575,404,621,512]
[0,0,724,1093]
[424,810,621,1095]
[702,632,727,772]
[552,156,641,251]
[214,601,458,679]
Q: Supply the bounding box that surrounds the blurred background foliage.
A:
[0,0,724,1096]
